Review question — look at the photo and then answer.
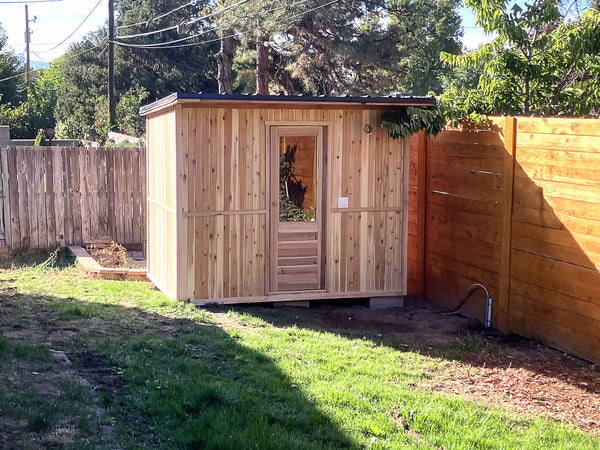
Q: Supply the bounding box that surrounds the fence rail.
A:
[0,146,146,251]
[408,117,600,363]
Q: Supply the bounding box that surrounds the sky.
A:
[0,0,494,64]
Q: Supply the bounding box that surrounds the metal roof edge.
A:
[139,92,179,115]
[140,92,436,115]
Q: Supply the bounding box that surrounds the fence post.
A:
[498,117,517,333]
[416,130,428,299]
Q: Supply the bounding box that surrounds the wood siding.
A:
[0,146,145,251]
[409,117,600,363]
[146,104,409,302]
[146,110,178,298]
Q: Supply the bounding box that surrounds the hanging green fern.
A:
[381,106,446,139]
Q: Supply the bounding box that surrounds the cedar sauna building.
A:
[141,93,434,305]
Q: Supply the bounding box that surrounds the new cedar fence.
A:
[408,117,600,363]
[0,146,146,251]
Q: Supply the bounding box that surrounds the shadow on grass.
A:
[206,299,600,397]
[0,286,357,449]
[0,248,76,270]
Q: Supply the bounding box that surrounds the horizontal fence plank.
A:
[517,160,600,187]
[517,117,600,136]
[517,133,600,153]
[509,307,600,363]
[510,249,599,302]
[433,129,507,146]
[514,175,600,203]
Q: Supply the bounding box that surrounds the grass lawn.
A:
[0,251,597,449]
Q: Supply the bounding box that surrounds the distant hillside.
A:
[31,60,49,70]
[16,56,49,70]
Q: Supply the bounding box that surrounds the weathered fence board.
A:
[409,117,600,363]
[0,146,146,251]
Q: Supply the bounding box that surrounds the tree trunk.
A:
[256,31,269,95]
[216,30,234,94]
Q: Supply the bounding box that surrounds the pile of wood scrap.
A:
[85,237,127,268]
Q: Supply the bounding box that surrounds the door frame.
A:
[268,125,327,294]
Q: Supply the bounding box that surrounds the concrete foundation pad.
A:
[273,300,311,308]
[368,296,405,310]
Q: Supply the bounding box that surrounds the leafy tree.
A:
[211,0,463,96]
[116,84,149,136]
[0,60,60,138]
[53,31,107,138]
[441,0,600,120]
[55,0,219,139]
[114,0,218,98]
[396,0,463,95]
[0,23,25,107]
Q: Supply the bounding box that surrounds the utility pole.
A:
[108,0,116,130]
[25,5,31,88]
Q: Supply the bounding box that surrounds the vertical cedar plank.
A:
[331,109,343,292]
[251,109,261,294]
[6,147,19,249]
[223,109,232,296]
[339,111,348,291]
[185,108,197,298]
[375,133,383,290]
[241,110,251,295]
[187,110,196,298]
[231,109,240,296]
[401,139,409,293]
[257,110,266,295]
[498,117,517,332]
[193,109,204,298]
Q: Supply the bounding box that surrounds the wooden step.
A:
[278,256,318,266]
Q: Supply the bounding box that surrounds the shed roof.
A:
[139,92,436,115]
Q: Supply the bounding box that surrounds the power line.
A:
[116,0,251,40]
[116,0,195,30]
[114,0,315,49]
[113,0,339,50]
[0,39,106,84]
[36,0,103,54]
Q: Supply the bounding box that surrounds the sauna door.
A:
[270,126,326,292]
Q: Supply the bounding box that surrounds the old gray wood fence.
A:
[0,146,146,252]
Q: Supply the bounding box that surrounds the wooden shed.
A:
[140,93,434,305]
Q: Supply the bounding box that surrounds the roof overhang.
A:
[139,92,436,116]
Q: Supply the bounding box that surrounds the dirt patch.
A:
[285,298,600,437]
